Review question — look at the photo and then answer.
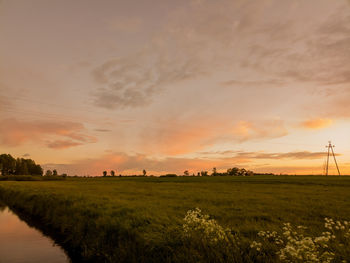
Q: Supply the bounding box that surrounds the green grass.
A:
[0,176,350,262]
[0,175,66,181]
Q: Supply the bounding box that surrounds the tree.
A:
[143,169,147,176]
[246,170,254,176]
[212,167,217,176]
[32,164,43,176]
[0,154,16,175]
[103,171,107,177]
[15,158,28,175]
[200,171,208,176]
[111,170,115,177]
[227,167,239,176]
[184,170,189,176]
[52,169,58,176]
[45,170,53,176]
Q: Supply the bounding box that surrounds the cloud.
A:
[91,54,164,109]
[90,1,273,109]
[232,120,288,142]
[140,118,288,155]
[199,150,332,160]
[46,140,84,149]
[42,152,233,176]
[89,0,350,113]
[0,91,13,117]
[94,129,112,132]
[43,149,339,176]
[300,118,333,129]
[0,118,97,149]
[108,17,143,33]
[233,151,332,160]
[221,79,284,88]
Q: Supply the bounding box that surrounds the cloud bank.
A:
[91,0,350,115]
[45,149,331,176]
[0,118,97,149]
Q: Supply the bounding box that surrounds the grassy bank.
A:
[0,175,66,181]
[0,176,350,262]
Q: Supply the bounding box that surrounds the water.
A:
[0,206,70,263]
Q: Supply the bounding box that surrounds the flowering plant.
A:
[183,208,235,245]
[251,218,350,262]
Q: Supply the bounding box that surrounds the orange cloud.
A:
[141,122,220,155]
[44,150,348,176]
[200,150,332,160]
[301,118,333,129]
[233,151,331,160]
[233,120,288,141]
[0,118,97,149]
[43,152,242,176]
[140,119,288,156]
[46,140,84,149]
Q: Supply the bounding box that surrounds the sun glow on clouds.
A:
[1,0,350,175]
[47,149,343,176]
[139,119,288,156]
[0,118,96,149]
[301,119,333,130]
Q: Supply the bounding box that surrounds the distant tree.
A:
[0,155,43,176]
[143,169,147,176]
[15,158,22,175]
[227,167,239,176]
[111,170,115,177]
[22,162,29,175]
[45,170,53,176]
[0,154,16,175]
[226,167,254,176]
[200,171,208,176]
[246,170,254,176]
[52,169,58,176]
[103,171,107,177]
[212,167,217,176]
[197,172,200,176]
[15,158,29,175]
[184,170,189,176]
[33,164,43,176]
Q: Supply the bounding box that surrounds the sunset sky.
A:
[1,0,350,176]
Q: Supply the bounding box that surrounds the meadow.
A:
[0,176,350,262]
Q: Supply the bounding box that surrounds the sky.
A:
[1,0,350,176]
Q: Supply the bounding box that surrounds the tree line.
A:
[101,167,255,177]
[0,154,43,176]
[185,167,254,177]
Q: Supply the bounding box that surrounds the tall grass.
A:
[0,175,66,181]
[0,176,350,262]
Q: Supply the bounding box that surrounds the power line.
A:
[325,141,341,176]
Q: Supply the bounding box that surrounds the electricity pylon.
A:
[325,141,341,176]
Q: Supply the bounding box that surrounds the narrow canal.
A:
[0,205,70,263]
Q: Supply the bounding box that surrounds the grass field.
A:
[1,176,350,262]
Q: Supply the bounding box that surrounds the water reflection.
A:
[0,204,69,263]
